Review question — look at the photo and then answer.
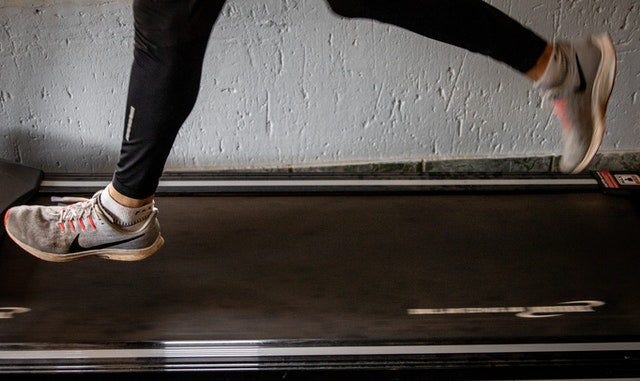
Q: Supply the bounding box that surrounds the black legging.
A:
[113,0,548,199]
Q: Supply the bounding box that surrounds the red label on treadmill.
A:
[597,170,619,189]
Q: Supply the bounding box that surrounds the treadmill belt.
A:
[1,190,639,375]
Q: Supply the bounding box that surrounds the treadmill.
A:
[1,167,639,379]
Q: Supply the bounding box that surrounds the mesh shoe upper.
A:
[4,191,162,261]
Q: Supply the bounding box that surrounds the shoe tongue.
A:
[97,203,116,225]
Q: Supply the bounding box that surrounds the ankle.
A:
[108,184,154,208]
[100,184,154,226]
[527,43,554,82]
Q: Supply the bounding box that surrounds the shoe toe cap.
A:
[4,206,28,238]
[4,205,56,242]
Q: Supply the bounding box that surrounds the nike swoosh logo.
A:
[575,54,587,93]
[69,233,145,253]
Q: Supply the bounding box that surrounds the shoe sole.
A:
[571,33,617,174]
[5,228,164,263]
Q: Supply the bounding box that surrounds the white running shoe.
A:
[3,191,164,262]
[537,33,617,174]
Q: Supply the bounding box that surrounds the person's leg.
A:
[113,0,227,203]
[526,44,554,82]
[325,0,616,173]
[4,0,226,262]
[325,0,549,75]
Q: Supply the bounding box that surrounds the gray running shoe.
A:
[3,191,164,262]
[538,34,617,174]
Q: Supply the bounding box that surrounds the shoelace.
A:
[552,99,573,131]
[52,193,112,232]
[540,88,572,132]
[538,80,574,132]
[539,42,576,132]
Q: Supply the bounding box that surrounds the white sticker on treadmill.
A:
[615,174,640,186]
[407,300,605,318]
[0,307,31,319]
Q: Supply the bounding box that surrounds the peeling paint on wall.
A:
[0,0,639,173]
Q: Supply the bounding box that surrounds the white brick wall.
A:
[1,0,638,172]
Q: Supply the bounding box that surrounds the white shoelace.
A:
[52,193,114,225]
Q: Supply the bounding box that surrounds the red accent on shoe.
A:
[78,219,86,231]
[88,215,97,231]
[58,222,65,232]
[3,209,9,227]
[553,99,572,131]
[69,220,76,232]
